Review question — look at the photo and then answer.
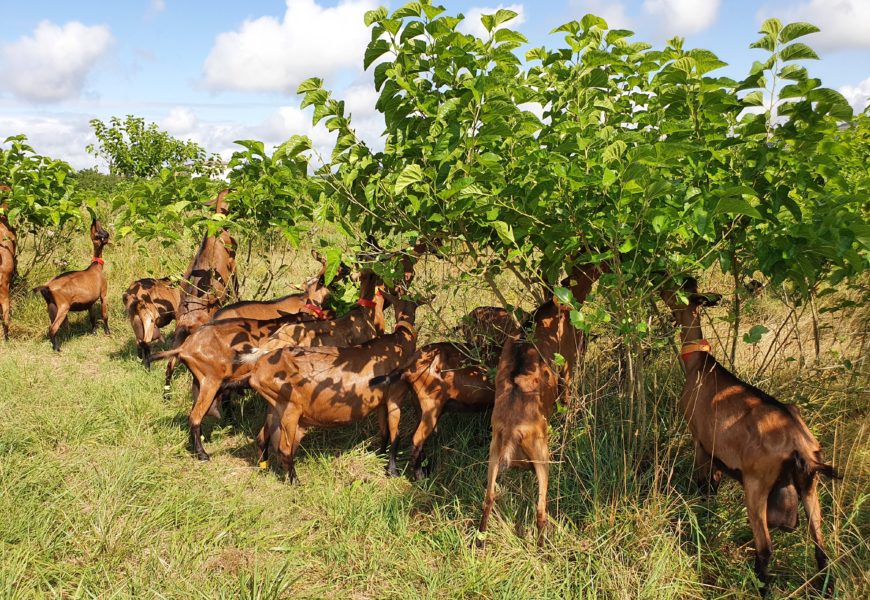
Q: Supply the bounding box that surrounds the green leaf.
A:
[493,28,527,45]
[322,246,343,285]
[553,352,566,367]
[779,22,819,44]
[743,324,770,344]
[296,77,323,94]
[580,14,607,31]
[760,18,782,38]
[742,90,765,106]
[714,197,763,220]
[493,8,519,28]
[779,42,819,62]
[364,7,388,26]
[394,164,424,194]
[491,220,515,245]
[554,286,574,307]
[364,40,391,70]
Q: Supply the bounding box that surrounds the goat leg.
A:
[409,405,440,481]
[477,434,503,549]
[188,378,221,461]
[385,399,401,477]
[277,408,302,484]
[520,434,550,547]
[801,476,834,595]
[48,303,69,352]
[744,478,774,595]
[376,405,389,455]
[100,294,110,334]
[694,441,722,497]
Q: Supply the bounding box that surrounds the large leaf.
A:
[779,22,819,44]
[714,197,763,220]
[779,42,819,62]
[394,164,424,194]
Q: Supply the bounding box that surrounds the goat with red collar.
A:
[35,218,110,351]
[661,276,838,595]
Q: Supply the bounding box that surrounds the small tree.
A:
[86,115,211,177]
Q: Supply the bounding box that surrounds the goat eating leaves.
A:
[35,218,110,351]
[661,277,839,595]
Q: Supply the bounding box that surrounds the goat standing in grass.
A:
[35,218,110,351]
[370,306,521,480]
[478,264,603,547]
[122,277,181,362]
[0,186,16,340]
[661,277,838,595]
[164,189,237,390]
[248,292,424,481]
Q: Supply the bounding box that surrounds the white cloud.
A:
[151,0,166,13]
[0,21,113,102]
[202,0,377,93]
[839,76,870,113]
[568,0,634,30]
[642,0,721,36]
[758,0,870,52]
[458,4,526,39]
[0,114,97,169]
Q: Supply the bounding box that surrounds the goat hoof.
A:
[196,451,210,461]
[474,535,487,551]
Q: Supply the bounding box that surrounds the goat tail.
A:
[239,347,264,365]
[810,460,841,480]
[147,348,182,364]
[240,336,287,365]
[793,449,842,481]
[369,367,405,388]
[33,285,52,304]
[369,353,421,388]
[498,444,514,474]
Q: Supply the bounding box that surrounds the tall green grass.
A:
[0,232,866,598]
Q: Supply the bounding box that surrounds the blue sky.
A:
[1,0,868,169]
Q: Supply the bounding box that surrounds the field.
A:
[0,232,867,599]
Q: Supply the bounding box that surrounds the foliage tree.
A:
[0,135,84,277]
[86,115,215,178]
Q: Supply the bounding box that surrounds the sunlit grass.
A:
[0,236,866,598]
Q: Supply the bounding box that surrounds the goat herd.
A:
[2,189,839,594]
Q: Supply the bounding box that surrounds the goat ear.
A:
[311,249,325,264]
[379,288,397,305]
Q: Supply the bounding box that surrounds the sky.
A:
[1,0,868,170]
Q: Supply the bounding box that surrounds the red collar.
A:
[356,298,376,308]
[304,303,327,320]
[680,339,711,361]
[91,257,104,265]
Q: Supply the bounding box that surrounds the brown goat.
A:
[150,269,386,461]
[211,252,349,322]
[0,186,16,340]
[248,293,423,481]
[478,265,603,547]
[35,219,110,351]
[165,190,237,388]
[661,277,838,594]
[370,306,521,480]
[122,277,181,362]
